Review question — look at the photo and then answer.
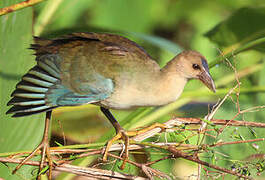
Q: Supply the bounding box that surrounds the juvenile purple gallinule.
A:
[7,32,215,179]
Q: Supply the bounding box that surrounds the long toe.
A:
[103,131,123,161]
[13,143,44,175]
[38,143,53,180]
[12,140,54,180]
[103,130,130,169]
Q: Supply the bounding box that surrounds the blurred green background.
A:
[0,0,265,179]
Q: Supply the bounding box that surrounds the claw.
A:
[103,129,130,169]
[103,131,123,161]
[100,107,167,170]
[102,123,167,169]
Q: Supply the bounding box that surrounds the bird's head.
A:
[168,50,216,92]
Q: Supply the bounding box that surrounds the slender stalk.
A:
[34,0,64,35]
[0,0,45,16]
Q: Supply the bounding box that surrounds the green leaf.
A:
[205,7,265,52]
[0,1,45,179]
[127,32,183,54]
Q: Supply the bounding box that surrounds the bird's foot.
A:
[12,138,53,180]
[103,123,166,169]
[103,128,130,169]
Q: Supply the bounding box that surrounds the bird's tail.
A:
[6,58,60,117]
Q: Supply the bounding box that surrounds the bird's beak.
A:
[198,70,216,93]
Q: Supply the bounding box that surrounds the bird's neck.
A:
[152,67,187,105]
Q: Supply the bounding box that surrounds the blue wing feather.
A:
[46,80,113,106]
[7,53,114,117]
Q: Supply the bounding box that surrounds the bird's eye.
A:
[192,64,200,70]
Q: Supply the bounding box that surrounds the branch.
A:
[0,0,45,16]
[0,157,146,180]
[0,142,185,158]
[176,118,265,127]
[1,117,264,179]
[209,138,265,147]
[132,117,265,141]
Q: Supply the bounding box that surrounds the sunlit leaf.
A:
[0,1,45,179]
[205,7,265,52]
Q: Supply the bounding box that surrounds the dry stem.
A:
[0,157,146,180]
[0,0,45,16]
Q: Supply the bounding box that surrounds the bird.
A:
[6,32,216,179]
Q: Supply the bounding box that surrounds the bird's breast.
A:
[99,76,187,109]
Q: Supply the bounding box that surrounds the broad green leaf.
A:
[205,7,265,52]
[127,32,183,55]
[0,1,45,179]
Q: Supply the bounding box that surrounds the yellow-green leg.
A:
[100,107,166,169]
[12,111,53,180]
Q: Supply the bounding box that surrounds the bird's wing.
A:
[71,32,153,60]
[31,32,154,61]
[6,53,113,117]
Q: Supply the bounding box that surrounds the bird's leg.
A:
[100,107,130,169]
[100,107,167,169]
[12,111,53,180]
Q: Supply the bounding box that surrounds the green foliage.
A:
[0,1,45,179]
[0,0,265,179]
[205,7,265,52]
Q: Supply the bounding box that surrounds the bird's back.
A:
[32,32,152,60]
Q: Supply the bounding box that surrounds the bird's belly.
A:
[99,84,183,110]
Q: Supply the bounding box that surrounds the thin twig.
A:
[144,156,171,166]
[0,0,45,16]
[209,138,265,148]
[109,153,172,180]
[174,118,265,128]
